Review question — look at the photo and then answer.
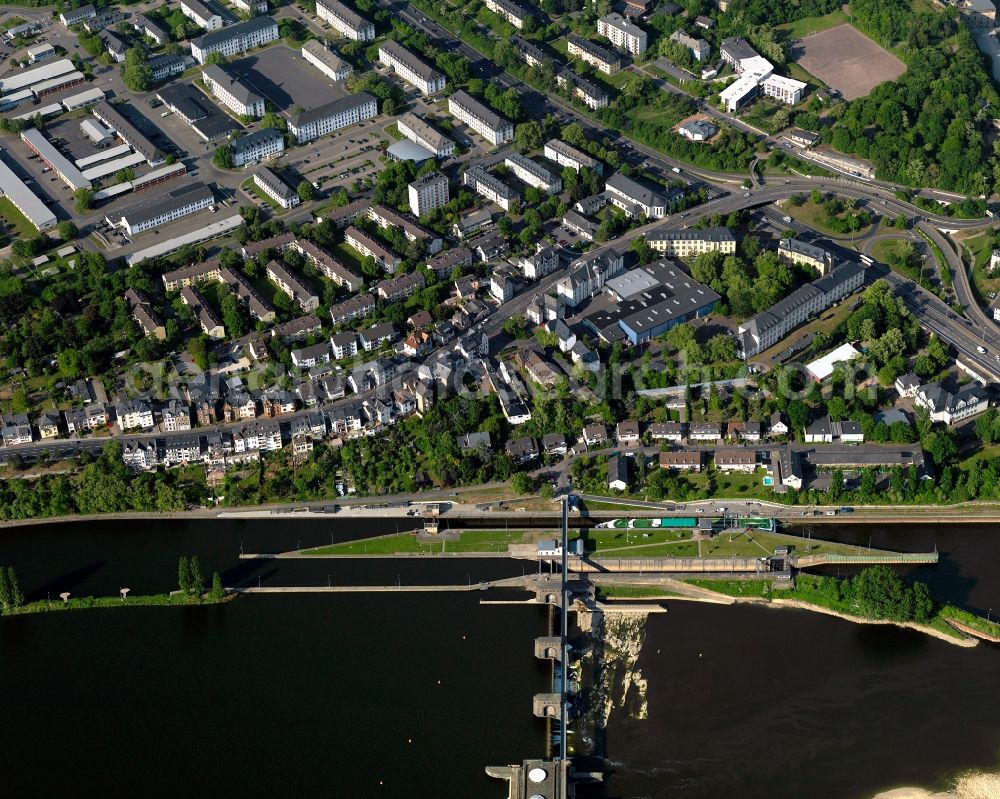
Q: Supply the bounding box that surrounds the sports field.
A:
[790,23,905,100]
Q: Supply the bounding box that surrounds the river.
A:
[1,518,998,798]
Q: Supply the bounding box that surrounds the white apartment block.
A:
[544,139,602,174]
[504,152,561,195]
[267,260,320,312]
[111,183,215,235]
[397,113,454,158]
[302,39,353,82]
[556,70,609,110]
[201,64,265,117]
[181,0,223,31]
[408,170,449,217]
[605,173,666,219]
[645,226,737,257]
[762,74,806,105]
[566,34,621,74]
[254,166,300,210]
[597,13,647,55]
[463,165,518,211]
[190,17,278,64]
[288,92,377,143]
[230,128,285,167]
[377,40,445,95]
[484,0,529,29]
[232,0,268,13]
[316,0,375,41]
[447,90,513,147]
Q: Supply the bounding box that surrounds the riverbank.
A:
[677,578,987,648]
[2,591,236,617]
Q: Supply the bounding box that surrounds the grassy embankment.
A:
[2,591,234,617]
[685,575,982,642]
[303,529,537,555]
[596,585,682,599]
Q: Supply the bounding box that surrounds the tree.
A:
[122,46,153,92]
[297,181,316,202]
[0,565,9,611]
[912,581,934,624]
[502,315,527,340]
[58,221,78,240]
[210,571,225,600]
[74,188,94,213]
[6,566,23,609]
[852,565,912,621]
[178,556,191,594]
[514,120,544,152]
[189,555,204,596]
[511,471,533,494]
[213,145,235,169]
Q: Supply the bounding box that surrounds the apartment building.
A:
[397,113,454,158]
[201,64,265,117]
[504,152,561,194]
[914,382,989,425]
[407,170,450,217]
[778,238,834,276]
[330,293,376,325]
[315,0,375,41]
[645,226,737,257]
[738,261,865,358]
[345,226,401,272]
[462,164,518,211]
[377,270,426,302]
[543,139,602,174]
[181,285,226,339]
[148,53,185,82]
[447,90,513,147]
[301,39,353,82]
[291,240,363,291]
[669,30,710,62]
[181,0,225,31]
[377,40,445,95]
[230,127,285,167]
[116,399,155,431]
[556,69,610,110]
[605,173,668,219]
[556,249,625,307]
[288,92,377,143]
[254,166,300,210]
[267,260,320,312]
[762,73,806,105]
[110,182,215,235]
[190,16,278,64]
[567,34,621,74]
[484,0,530,28]
[369,203,442,253]
[125,288,166,340]
[597,13,647,55]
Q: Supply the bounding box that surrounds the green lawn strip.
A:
[917,228,951,286]
[684,578,773,598]
[383,122,403,141]
[4,592,232,616]
[938,605,1000,639]
[333,241,367,273]
[303,529,535,555]
[596,584,680,598]
[775,10,848,40]
[584,528,694,553]
[0,196,37,240]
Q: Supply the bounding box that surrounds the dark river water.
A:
[1,518,998,798]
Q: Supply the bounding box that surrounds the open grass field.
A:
[775,10,848,40]
[780,198,875,238]
[304,529,536,554]
[790,24,905,100]
[0,197,37,241]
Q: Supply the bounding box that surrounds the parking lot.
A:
[231,43,347,114]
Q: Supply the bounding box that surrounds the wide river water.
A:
[0,517,998,798]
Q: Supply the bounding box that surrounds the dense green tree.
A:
[178,556,191,594]
[189,556,204,596]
